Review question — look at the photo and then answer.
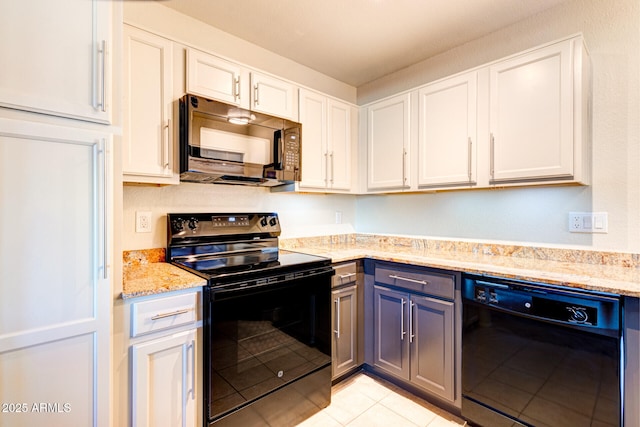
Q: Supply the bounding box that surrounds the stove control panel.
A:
[168,213,281,239]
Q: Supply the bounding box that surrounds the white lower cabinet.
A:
[128,290,201,427]
[132,330,197,427]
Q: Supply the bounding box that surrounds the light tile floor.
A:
[296,372,468,427]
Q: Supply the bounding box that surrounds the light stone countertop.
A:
[122,235,640,298]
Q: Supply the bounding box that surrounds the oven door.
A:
[204,268,332,426]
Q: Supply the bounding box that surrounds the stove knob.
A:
[172,218,185,232]
[269,216,278,227]
[260,216,268,227]
[187,217,199,231]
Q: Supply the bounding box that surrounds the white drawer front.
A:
[131,292,199,337]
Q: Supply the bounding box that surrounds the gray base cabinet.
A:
[332,262,363,379]
[410,294,454,401]
[372,263,456,403]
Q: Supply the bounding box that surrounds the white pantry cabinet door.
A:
[251,71,298,120]
[0,118,111,427]
[327,99,352,191]
[0,0,111,123]
[298,89,328,189]
[489,41,574,182]
[186,48,249,108]
[132,330,197,427]
[123,25,177,183]
[418,72,477,187]
[367,93,411,190]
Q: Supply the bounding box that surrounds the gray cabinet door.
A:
[332,285,358,378]
[373,286,410,380]
[410,294,454,401]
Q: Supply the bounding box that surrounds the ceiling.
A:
[161,0,571,87]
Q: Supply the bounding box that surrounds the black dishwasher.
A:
[461,274,622,427]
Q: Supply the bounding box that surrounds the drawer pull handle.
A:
[151,308,190,321]
[339,272,356,280]
[389,274,429,286]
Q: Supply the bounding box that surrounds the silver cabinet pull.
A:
[324,151,329,185]
[490,132,495,179]
[334,298,340,338]
[400,298,406,341]
[188,340,196,401]
[329,151,335,184]
[468,137,473,182]
[163,119,171,169]
[97,139,108,279]
[234,76,240,101]
[151,308,189,321]
[409,301,415,343]
[402,149,408,185]
[389,274,429,286]
[96,40,107,112]
[339,272,356,280]
[254,84,259,106]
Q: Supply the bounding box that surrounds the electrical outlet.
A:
[335,211,342,224]
[569,212,608,233]
[136,211,152,233]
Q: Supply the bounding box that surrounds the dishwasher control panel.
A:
[463,274,621,333]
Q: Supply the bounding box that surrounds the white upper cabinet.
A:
[186,48,298,120]
[298,89,353,192]
[0,0,112,124]
[489,37,588,184]
[367,93,411,191]
[299,90,328,189]
[123,25,178,184]
[251,71,298,120]
[418,72,477,187]
[187,48,249,109]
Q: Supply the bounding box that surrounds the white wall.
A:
[356,0,640,252]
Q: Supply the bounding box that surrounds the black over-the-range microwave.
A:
[179,93,302,187]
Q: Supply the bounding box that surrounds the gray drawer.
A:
[332,262,357,288]
[375,265,454,300]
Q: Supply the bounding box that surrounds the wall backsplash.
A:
[122,183,356,250]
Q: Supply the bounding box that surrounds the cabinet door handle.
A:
[400,298,406,341]
[467,137,473,182]
[334,297,340,338]
[95,40,107,112]
[329,151,335,184]
[409,301,415,343]
[254,84,259,107]
[163,119,171,169]
[324,151,329,185]
[234,76,241,101]
[490,132,495,179]
[402,149,408,186]
[98,139,108,279]
[151,308,190,321]
[389,274,429,286]
[189,340,196,401]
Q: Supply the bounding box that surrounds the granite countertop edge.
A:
[122,243,640,299]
